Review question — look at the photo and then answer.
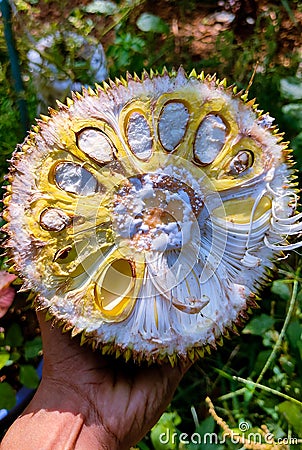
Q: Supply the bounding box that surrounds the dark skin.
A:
[1,311,191,450]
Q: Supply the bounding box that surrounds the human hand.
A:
[1,310,191,450]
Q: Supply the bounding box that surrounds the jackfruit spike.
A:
[120,76,127,86]
[149,68,155,78]
[196,347,204,358]
[223,328,231,340]
[80,333,89,346]
[108,78,115,88]
[199,70,205,80]
[231,324,240,335]
[71,327,81,338]
[40,114,50,123]
[56,99,68,110]
[177,66,186,78]
[216,336,224,346]
[126,71,133,82]
[48,106,59,115]
[188,349,196,362]
[115,348,121,358]
[205,344,211,355]
[142,69,149,80]
[27,291,37,304]
[206,73,216,82]
[102,81,111,92]
[246,98,256,107]
[189,68,197,78]
[168,354,176,367]
[124,348,132,362]
[66,97,73,107]
[61,323,69,333]
[101,344,110,355]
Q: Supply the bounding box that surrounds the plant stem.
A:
[256,266,300,385]
[233,376,302,408]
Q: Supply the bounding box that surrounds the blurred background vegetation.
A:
[0,0,302,448]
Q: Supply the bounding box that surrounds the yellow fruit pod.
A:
[3,68,302,364]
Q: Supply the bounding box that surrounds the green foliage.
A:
[149,260,302,449]
[19,364,40,389]
[107,31,146,74]
[5,323,24,348]
[278,401,302,436]
[0,383,16,410]
[24,336,43,361]
[279,75,302,171]
[0,63,36,183]
[1,1,302,447]
[150,411,181,450]
[136,13,169,34]
[0,323,42,409]
[83,0,119,16]
[242,314,276,336]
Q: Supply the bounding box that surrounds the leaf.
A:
[19,364,40,389]
[5,323,24,347]
[296,340,302,361]
[187,417,224,449]
[196,416,215,435]
[271,280,291,300]
[278,401,302,435]
[292,132,302,171]
[286,320,302,350]
[282,103,302,131]
[151,411,181,450]
[279,354,295,376]
[253,350,272,375]
[0,382,16,410]
[24,336,43,360]
[84,0,118,15]
[136,441,150,450]
[242,314,275,336]
[136,13,169,34]
[280,77,302,101]
[9,351,21,364]
[0,351,10,370]
[0,271,17,318]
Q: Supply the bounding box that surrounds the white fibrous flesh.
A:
[4,68,302,363]
[77,128,114,163]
